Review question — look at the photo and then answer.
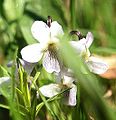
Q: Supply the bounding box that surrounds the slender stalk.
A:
[70,0,76,29]
[11,49,18,101]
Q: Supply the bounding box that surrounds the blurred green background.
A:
[0,0,116,120]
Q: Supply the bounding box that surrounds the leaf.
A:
[93,47,116,55]
[0,65,9,77]
[3,0,25,21]
[3,0,16,21]
[0,104,9,109]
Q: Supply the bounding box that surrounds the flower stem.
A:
[70,0,76,29]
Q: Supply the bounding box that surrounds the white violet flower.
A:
[39,73,77,106]
[0,77,10,85]
[21,17,64,73]
[70,32,108,74]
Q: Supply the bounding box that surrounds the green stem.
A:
[70,0,76,29]
[11,49,18,101]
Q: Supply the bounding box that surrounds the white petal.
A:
[21,43,43,63]
[54,68,73,83]
[0,77,11,95]
[63,84,77,106]
[50,21,64,37]
[54,72,62,83]
[63,75,74,85]
[85,32,93,48]
[70,38,86,54]
[31,21,50,43]
[39,84,61,97]
[63,68,74,78]
[0,77,10,85]
[70,32,93,54]
[19,59,36,75]
[86,56,108,74]
[43,51,60,73]
[68,84,77,106]
[7,61,13,67]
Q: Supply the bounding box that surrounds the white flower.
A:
[7,59,35,75]
[39,73,77,106]
[70,32,108,74]
[0,77,10,85]
[39,83,61,98]
[0,77,10,95]
[62,75,77,106]
[21,20,64,73]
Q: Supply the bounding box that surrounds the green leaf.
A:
[3,0,16,21]
[0,104,9,110]
[3,0,25,21]
[93,47,116,55]
[0,65,9,77]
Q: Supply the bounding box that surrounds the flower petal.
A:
[50,21,64,37]
[54,72,62,83]
[86,56,108,74]
[31,21,50,43]
[68,84,77,106]
[0,77,10,85]
[70,38,86,54]
[0,77,11,95]
[39,84,61,97]
[7,59,35,75]
[54,68,74,83]
[63,75,74,85]
[70,32,93,54]
[19,59,36,75]
[86,32,93,48]
[21,43,43,63]
[63,84,77,106]
[43,51,60,73]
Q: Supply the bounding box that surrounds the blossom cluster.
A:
[0,16,108,106]
[22,16,108,106]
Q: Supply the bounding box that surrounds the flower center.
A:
[47,42,58,60]
[81,47,90,62]
[48,43,56,51]
[81,52,89,61]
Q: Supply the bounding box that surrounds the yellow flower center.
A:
[81,48,90,62]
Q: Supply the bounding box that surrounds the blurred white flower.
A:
[70,32,108,74]
[0,77,10,85]
[0,77,10,95]
[39,72,77,106]
[7,59,35,75]
[39,84,61,98]
[21,18,64,73]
